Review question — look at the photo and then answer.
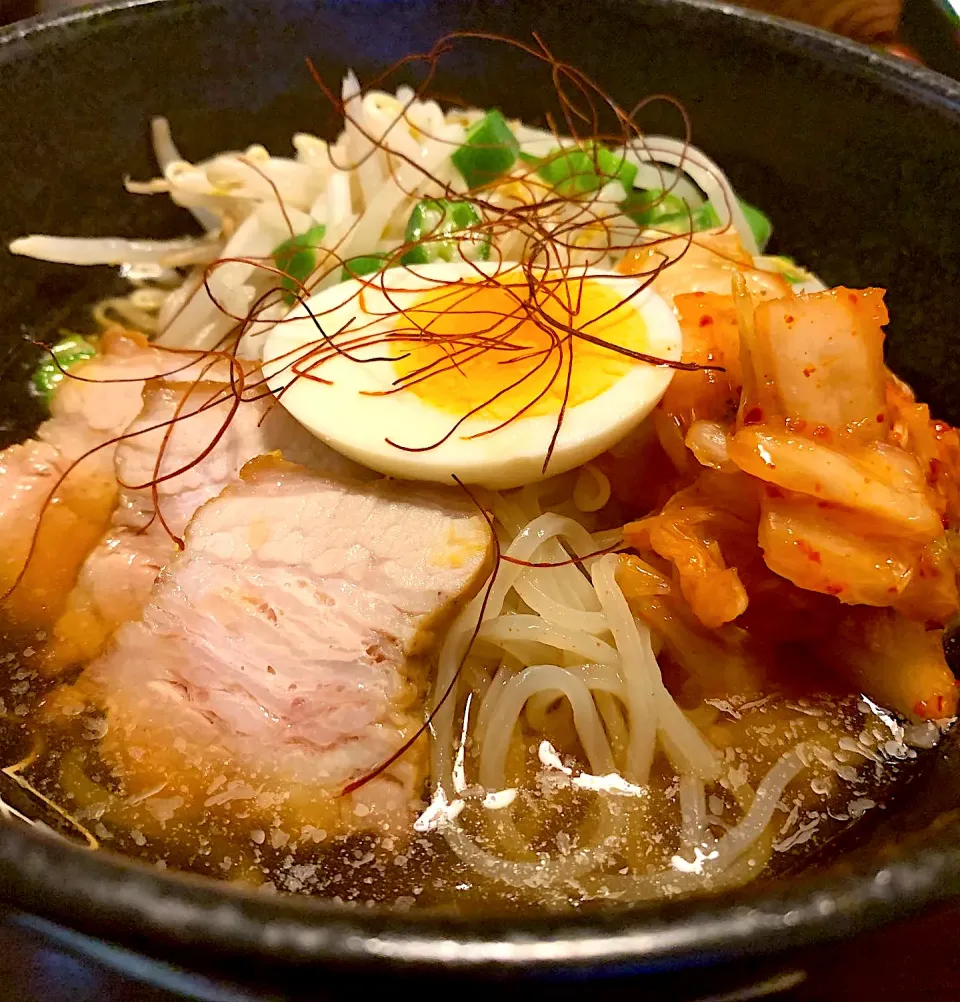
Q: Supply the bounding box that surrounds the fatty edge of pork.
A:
[78,456,494,840]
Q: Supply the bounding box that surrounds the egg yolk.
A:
[391,276,649,422]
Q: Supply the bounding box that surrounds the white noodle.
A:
[511,577,610,634]
[479,664,615,785]
[679,775,709,850]
[444,822,604,889]
[472,661,518,747]
[594,689,629,764]
[573,463,612,512]
[591,554,659,782]
[421,481,780,903]
[710,748,805,868]
[477,615,619,666]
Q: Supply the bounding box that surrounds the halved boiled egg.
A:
[263,261,681,489]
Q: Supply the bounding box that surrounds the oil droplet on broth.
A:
[1,664,931,913]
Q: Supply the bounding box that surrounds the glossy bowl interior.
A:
[2,0,960,988]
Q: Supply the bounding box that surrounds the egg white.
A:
[262,261,681,489]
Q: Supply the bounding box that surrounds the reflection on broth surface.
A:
[0,664,936,910]
[1,34,957,911]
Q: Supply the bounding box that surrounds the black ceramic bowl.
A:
[2,1,960,998]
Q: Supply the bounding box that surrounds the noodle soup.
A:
[0,34,955,910]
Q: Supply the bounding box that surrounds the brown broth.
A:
[0,622,940,913]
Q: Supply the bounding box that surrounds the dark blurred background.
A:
[0,0,907,40]
[7,0,952,71]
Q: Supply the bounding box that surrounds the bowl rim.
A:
[3,0,960,976]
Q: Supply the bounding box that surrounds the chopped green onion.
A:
[740,200,773,252]
[621,188,688,227]
[619,197,714,234]
[401,198,490,266]
[32,334,96,406]
[691,200,771,251]
[688,203,723,231]
[527,142,638,197]
[341,252,391,282]
[451,110,519,189]
[271,224,327,304]
[632,195,773,251]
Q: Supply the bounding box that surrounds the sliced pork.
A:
[83,457,493,833]
[0,329,169,627]
[44,375,368,669]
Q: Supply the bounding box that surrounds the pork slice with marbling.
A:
[80,456,493,835]
[43,375,370,669]
[0,328,170,628]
